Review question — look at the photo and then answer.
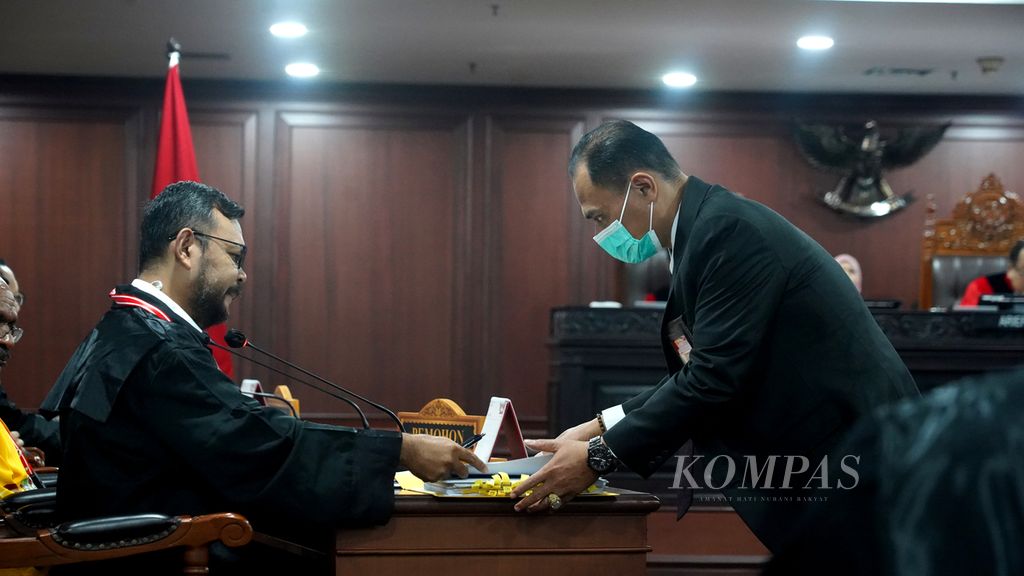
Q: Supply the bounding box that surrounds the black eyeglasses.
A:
[168,230,247,270]
[0,324,23,344]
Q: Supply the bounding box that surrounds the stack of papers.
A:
[394,455,551,494]
[394,454,614,499]
[421,475,609,498]
[467,454,552,476]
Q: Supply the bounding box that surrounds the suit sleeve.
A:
[603,215,788,477]
[131,344,402,527]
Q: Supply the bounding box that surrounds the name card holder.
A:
[474,397,527,462]
[267,385,300,417]
[398,399,484,446]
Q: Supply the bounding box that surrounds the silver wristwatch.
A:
[586,436,619,474]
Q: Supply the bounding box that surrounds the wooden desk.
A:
[335,490,660,575]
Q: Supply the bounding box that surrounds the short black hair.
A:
[568,120,682,192]
[1011,240,1024,265]
[139,181,244,272]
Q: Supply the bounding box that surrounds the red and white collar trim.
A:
[109,290,172,322]
[113,279,203,333]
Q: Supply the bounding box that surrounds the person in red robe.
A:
[959,240,1024,306]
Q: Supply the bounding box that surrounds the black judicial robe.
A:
[0,379,61,464]
[768,367,1024,575]
[41,285,401,533]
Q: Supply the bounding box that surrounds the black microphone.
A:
[208,340,371,428]
[245,391,299,419]
[224,329,404,432]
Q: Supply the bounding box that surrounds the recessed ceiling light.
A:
[797,35,834,51]
[830,0,1023,3]
[270,21,308,39]
[285,62,320,78]
[662,72,698,88]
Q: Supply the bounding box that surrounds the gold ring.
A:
[546,493,563,510]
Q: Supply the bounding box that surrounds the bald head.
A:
[0,262,20,307]
[0,277,16,326]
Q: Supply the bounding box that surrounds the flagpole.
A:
[166,38,181,70]
[153,37,236,378]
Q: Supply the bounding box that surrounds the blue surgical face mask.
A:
[593,181,661,263]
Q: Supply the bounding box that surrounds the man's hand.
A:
[554,417,602,443]
[10,430,25,448]
[511,438,598,512]
[400,433,488,482]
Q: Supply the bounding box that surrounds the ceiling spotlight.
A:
[976,56,1005,74]
[270,21,308,39]
[662,71,698,88]
[829,0,1024,3]
[797,35,834,51]
[285,62,320,78]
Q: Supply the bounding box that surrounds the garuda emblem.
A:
[795,120,949,218]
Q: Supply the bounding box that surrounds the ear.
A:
[1009,268,1023,289]
[630,172,659,203]
[171,229,199,271]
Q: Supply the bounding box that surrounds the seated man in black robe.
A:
[42,181,483,574]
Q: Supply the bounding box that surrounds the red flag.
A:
[153,48,234,378]
[152,52,198,199]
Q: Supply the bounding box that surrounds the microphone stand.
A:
[246,391,299,419]
[226,331,404,432]
[209,341,371,428]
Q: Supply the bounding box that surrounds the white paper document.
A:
[467,454,552,477]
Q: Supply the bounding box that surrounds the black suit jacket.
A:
[602,176,919,550]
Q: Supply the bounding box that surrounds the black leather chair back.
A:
[931,255,1007,309]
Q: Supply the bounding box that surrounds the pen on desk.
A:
[462,433,485,449]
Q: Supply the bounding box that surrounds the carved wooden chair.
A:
[920,174,1024,309]
[0,488,252,574]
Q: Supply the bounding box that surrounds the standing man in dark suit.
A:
[512,120,918,552]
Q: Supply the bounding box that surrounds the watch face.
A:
[590,457,612,473]
[587,437,616,473]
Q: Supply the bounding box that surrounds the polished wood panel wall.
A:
[0,104,139,412]
[0,78,1022,435]
[628,112,1024,307]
